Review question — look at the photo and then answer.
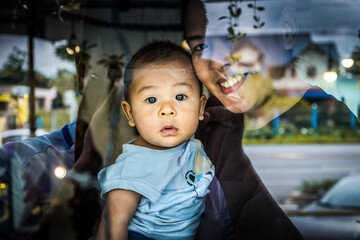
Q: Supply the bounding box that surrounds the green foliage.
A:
[55,108,71,128]
[2,46,27,74]
[228,3,241,18]
[49,69,77,94]
[0,46,50,87]
[244,132,360,144]
[97,53,126,83]
[36,108,70,131]
[299,178,339,195]
[244,126,276,140]
[55,0,83,22]
[219,0,269,44]
[219,2,246,44]
[34,71,49,88]
[0,46,27,84]
[55,40,97,68]
[97,53,125,69]
[347,45,360,76]
[247,1,265,28]
[244,98,360,144]
[36,109,51,130]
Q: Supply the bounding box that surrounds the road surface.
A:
[243,144,360,203]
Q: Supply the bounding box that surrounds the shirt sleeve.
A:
[98,155,164,202]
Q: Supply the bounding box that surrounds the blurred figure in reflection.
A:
[0,51,133,239]
[0,118,76,239]
[182,0,306,239]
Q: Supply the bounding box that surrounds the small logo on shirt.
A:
[185,170,195,186]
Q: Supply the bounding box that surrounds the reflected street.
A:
[244,144,360,204]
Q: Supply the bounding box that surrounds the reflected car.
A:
[1,128,48,145]
[287,172,360,240]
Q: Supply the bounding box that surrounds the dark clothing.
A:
[196,176,234,240]
[196,96,303,240]
[128,231,154,240]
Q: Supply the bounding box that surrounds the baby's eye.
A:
[193,43,208,52]
[175,94,187,101]
[145,97,157,104]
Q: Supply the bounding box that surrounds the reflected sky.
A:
[0,35,76,78]
[205,0,360,59]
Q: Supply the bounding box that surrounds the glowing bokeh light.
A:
[66,47,74,55]
[341,58,354,68]
[54,166,67,179]
[323,71,337,83]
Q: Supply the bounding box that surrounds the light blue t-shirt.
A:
[98,138,214,240]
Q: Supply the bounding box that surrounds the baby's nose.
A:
[159,102,176,117]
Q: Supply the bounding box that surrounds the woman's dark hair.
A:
[180,0,208,39]
[123,40,201,101]
[180,0,191,36]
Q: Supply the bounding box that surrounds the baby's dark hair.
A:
[123,40,202,102]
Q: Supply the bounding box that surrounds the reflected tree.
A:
[0,46,48,87]
[97,53,125,89]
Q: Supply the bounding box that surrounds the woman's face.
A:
[184,0,274,113]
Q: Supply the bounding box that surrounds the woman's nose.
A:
[159,102,176,117]
[210,59,230,74]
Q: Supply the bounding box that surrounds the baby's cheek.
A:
[187,113,201,129]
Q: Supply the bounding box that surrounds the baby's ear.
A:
[199,95,207,121]
[121,101,135,127]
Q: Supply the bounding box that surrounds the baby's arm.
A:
[95,189,141,240]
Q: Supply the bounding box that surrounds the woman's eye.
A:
[193,43,208,52]
[175,94,187,101]
[145,97,157,104]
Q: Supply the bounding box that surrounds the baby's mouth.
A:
[218,72,249,95]
[161,125,178,136]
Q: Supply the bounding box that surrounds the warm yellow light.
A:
[31,205,41,215]
[23,93,29,100]
[0,183,6,189]
[66,47,74,55]
[323,71,337,83]
[54,166,67,179]
[182,40,190,51]
[341,58,354,68]
[75,45,80,53]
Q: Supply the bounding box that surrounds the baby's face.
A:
[122,62,206,150]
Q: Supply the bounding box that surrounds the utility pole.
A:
[28,8,36,137]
